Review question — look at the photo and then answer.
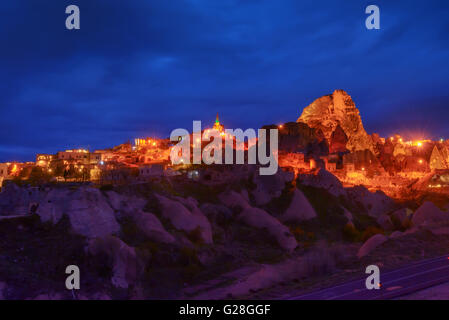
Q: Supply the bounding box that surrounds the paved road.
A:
[288,255,449,300]
[0,215,26,221]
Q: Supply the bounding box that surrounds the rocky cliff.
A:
[297,90,374,153]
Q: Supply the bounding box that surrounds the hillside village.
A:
[0,90,448,299]
[1,90,448,199]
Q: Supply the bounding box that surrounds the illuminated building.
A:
[36,154,54,167]
[135,138,157,147]
[57,149,89,161]
[0,163,9,179]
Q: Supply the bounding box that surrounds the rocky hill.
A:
[297,90,374,153]
[0,163,448,299]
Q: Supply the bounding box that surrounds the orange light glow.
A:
[417,142,423,147]
[418,159,423,164]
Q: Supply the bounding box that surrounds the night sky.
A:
[1,0,449,162]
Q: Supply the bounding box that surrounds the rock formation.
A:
[280,189,317,223]
[251,169,294,206]
[218,190,297,252]
[429,145,448,170]
[87,236,143,289]
[357,234,387,258]
[154,194,213,244]
[133,210,176,244]
[346,186,395,218]
[297,168,346,197]
[0,183,41,216]
[297,90,374,153]
[36,187,121,238]
[377,215,394,231]
[412,202,448,226]
[391,208,412,229]
[329,125,348,154]
[393,143,407,157]
[441,146,449,166]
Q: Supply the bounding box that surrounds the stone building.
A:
[278,152,309,169]
[326,162,337,172]
[343,149,379,171]
[0,163,9,179]
[0,163,9,187]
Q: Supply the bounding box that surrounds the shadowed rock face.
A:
[357,233,388,258]
[262,122,327,155]
[297,90,374,153]
[87,236,143,289]
[343,149,382,171]
[346,185,395,218]
[251,169,294,206]
[36,187,121,238]
[280,189,317,223]
[329,125,348,154]
[218,190,298,252]
[155,194,213,244]
[412,202,449,226]
[298,168,346,197]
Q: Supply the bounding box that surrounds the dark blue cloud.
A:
[1,0,448,161]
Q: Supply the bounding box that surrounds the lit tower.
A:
[213,113,224,132]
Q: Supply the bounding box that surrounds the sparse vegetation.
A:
[187,226,205,246]
[0,161,448,300]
